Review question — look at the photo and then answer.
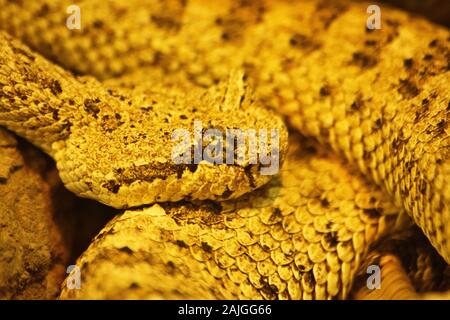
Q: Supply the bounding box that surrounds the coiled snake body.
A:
[0,0,449,299]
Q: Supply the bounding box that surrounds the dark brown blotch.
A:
[429,39,438,47]
[36,3,50,17]
[350,95,364,112]
[303,271,316,287]
[12,45,36,61]
[150,15,181,30]
[320,198,330,208]
[129,282,140,289]
[84,98,101,117]
[273,207,282,216]
[363,208,382,219]
[319,85,332,97]
[289,33,321,52]
[50,79,62,95]
[398,79,420,99]
[92,20,104,29]
[324,231,338,248]
[118,246,133,254]
[351,51,378,68]
[52,109,59,120]
[201,242,213,253]
[244,165,257,188]
[102,180,121,194]
[374,118,383,130]
[403,58,413,69]
[176,240,188,248]
[260,278,278,298]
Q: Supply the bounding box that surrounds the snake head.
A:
[52,71,289,208]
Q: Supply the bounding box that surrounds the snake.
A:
[0,0,449,299]
[0,31,289,208]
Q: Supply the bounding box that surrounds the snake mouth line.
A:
[100,162,263,196]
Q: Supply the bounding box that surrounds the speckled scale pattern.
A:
[0,0,188,78]
[0,31,288,209]
[2,0,446,263]
[352,227,450,298]
[0,0,449,299]
[60,138,412,299]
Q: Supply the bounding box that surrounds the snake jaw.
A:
[54,146,286,209]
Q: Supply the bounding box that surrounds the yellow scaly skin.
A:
[1,0,447,264]
[0,0,448,299]
[353,228,450,299]
[0,31,288,208]
[60,136,413,299]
